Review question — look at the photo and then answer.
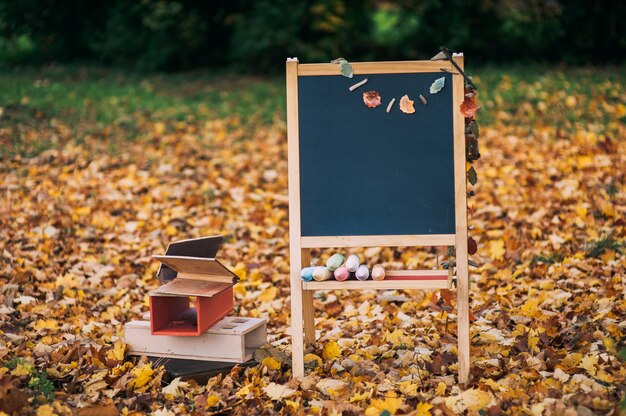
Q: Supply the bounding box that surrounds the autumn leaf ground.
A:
[1,65,625,415]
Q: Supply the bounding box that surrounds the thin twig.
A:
[439,46,477,90]
[348,78,368,91]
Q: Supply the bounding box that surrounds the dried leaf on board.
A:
[399,95,415,114]
[430,77,445,94]
[363,91,381,108]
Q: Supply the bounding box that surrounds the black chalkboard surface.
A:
[298,72,455,236]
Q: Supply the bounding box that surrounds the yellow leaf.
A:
[206,395,220,407]
[383,329,414,348]
[258,286,277,302]
[561,353,582,368]
[445,388,491,413]
[398,380,418,397]
[519,298,540,318]
[579,354,598,376]
[368,397,404,414]
[322,341,342,360]
[527,329,540,354]
[261,356,281,370]
[165,225,178,236]
[110,339,126,362]
[349,390,372,403]
[154,122,166,135]
[36,405,56,416]
[236,383,252,398]
[11,361,33,376]
[285,400,299,411]
[303,353,323,367]
[575,205,587,219]
[231,262,248,280]
[233,284,247,297]
[56,273,80,288]
[435,381,447,396]
[415,402,433,416]
[33,319,59,332]
[488,240,505,260]
[129,363,154,389]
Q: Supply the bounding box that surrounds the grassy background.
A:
[2,64,625,158]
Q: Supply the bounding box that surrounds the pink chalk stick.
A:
[334,266,350,281]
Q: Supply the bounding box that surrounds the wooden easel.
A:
[286,57,470,383]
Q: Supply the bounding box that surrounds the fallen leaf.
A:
[363,91,381,108]
[399,95,415,114]
[264,382,296,400]
[322,341,342,360]
[430,77,445,94]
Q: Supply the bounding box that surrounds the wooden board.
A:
[298,71,455,237]
[126,317,267,363]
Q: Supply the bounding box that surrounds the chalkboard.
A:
[298,72,455,237]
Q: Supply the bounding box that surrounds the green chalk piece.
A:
[326,253,345,272]
[313,266,332,281]
[355,265,370,281]
[345,254,360,273]
[301,267,314,282]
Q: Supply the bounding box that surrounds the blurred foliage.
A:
[0,0,624,71]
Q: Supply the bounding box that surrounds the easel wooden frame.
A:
[286,57,470,384]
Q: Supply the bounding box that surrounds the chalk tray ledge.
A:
[302,269,451,290]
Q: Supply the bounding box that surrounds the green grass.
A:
[0,66,285,157]
[1,64,625,158]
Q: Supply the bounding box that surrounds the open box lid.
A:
[156,235,232,282]
[153,255,238,284]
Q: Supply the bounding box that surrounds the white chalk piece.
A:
[345,254,360,273]
[334,266,350,281]
[355,265,370,281]
[386,98,396,113]
[326,253,345,272]
[371,264,386,281]
[348,78,368,92]
[301,267,314,282]
[419,94,428,105]
[312,266,333,281]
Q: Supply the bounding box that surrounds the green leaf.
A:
[467,166,477,185]
[618,348,626,361]
[339,60,353,78]
[429,77,445,94]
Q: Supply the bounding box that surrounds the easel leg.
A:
[289,245,305,379]
[301,249,315,345]
[303,290,315,344]
[456,248,470,384]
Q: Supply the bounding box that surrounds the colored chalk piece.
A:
[345,254,360,273]
[312,266,332,281]
[355,265,370,281]
[301,267,314,282]
[334,266,350,281]
[372,264,386,281]
[326,253,345,271]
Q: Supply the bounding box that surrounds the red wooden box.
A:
[150,236,239,336]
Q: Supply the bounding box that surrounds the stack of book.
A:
[124,235,266,365]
